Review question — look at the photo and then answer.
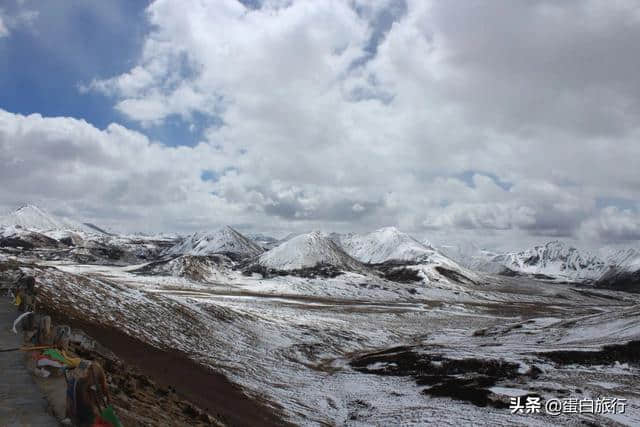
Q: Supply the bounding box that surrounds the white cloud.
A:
[3,0,640,247]
[0,104,636,246]
[0,109,238,232]
[579,206,640,244]
[0,15,9,37]
[0,4,38,37]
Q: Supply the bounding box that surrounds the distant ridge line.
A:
[83,222,113,235]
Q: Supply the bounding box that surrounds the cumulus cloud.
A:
[0,109,236,232]
[1,0,639,247]
[424,204,536,231]
[579,206,640,244]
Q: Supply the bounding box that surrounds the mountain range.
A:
[1,204,638,290]
[440,240,640,289]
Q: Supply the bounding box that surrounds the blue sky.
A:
[0,0,206,146]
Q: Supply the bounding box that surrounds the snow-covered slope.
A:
[499,241,607,281]
[334,227,438,264]
[0,205,96,233]
[168,226,264,258]
[606,248,640,271]
[422,238,433,249]
[0,225,61,249]
[441,240,614,281]
[258,231,364,271]
[329,227,480,284]
[596,248,640,292]
[441,241,640,285]
[134,254,236,282]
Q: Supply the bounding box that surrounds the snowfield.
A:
[607,248,640,271]
[1,208,639,426]
[18,259,640,426]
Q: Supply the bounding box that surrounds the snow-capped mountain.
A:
[498,241,607,281]
[329,227,480,284]
[258,231,364,271]
[596,248,640,292]
[168,226,264,258]
[605,248,640,271]
[333,227,439,264]
[0,205,96,233]
[440,241,640,285]
[422,238,434,249]
[134,254,236,282]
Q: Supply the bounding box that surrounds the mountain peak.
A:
[1,204,95,233]
[12,204,52,218]
[336,227,436,264]
[258,231,364,271]
[169,226,263,257]
[15,204,44,212]
[502,241,606,280]
[542,240,572,250]
[377,226,400,234]
[544,239,564,246]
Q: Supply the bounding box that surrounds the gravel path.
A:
[0,299,58,426]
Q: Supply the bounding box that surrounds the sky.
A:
[1,0,639,251]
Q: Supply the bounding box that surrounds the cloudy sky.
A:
[1,0,639,250]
